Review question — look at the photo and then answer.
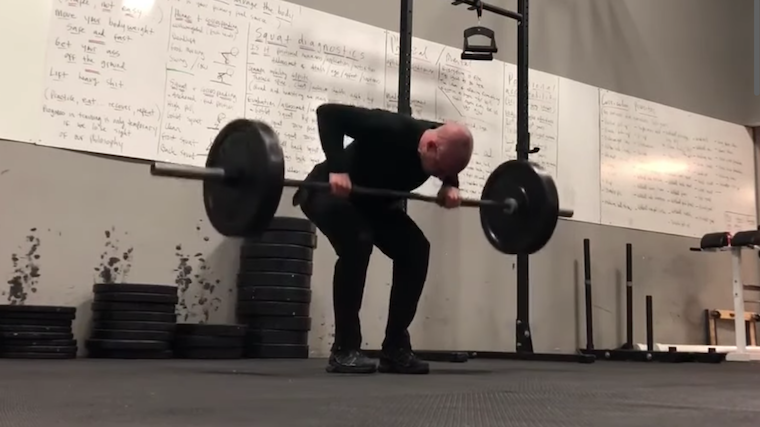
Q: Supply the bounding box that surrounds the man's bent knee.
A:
[393,233,430,268]
[412,235,430,261]
[335,233,374,262]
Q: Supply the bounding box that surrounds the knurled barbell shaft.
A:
[149,162,574,217]
[289,179,508,209]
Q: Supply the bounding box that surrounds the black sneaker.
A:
[378,348,429,374]
[325,349,377,374]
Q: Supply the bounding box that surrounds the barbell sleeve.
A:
[151,162,227,181]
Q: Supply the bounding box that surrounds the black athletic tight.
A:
[300,191,430,351]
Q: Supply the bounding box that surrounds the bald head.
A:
[418,122,474,178]
[435,122,473,173]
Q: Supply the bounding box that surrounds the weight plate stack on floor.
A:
[86,284,178,359]
[173,323,247,359]
[237,216,313,359]
[0,305,77,359]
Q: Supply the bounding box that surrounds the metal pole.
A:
[516,0,530,161]
[514,0,532,353]
[625,243,634,349]
[398,0,413,117]
[645,295,654,352]
[398,0,413,211]
[583,239,594,350]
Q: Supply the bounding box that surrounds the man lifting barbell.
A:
[149,104,574,372]
[292,103,475,375]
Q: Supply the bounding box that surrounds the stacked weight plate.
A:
[0,305,77,359]
[237,217,314,359]
[86,284,178,359]
[173,324,247,359]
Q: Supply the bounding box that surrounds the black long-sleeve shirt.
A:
[311,104,460,198]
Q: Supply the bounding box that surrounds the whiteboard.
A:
[434,47,503,200]
[0,0,51,144]
[1,0,756,237]
[39,0,169,160]
[36,0,387,168]
[599,89,757,236]
[556,78,601,224]
[502,65,559,180]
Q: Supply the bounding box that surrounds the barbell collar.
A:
[559,208,574,218]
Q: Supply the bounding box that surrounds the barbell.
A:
[149,119,573,254]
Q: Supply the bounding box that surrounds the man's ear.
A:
[428,139,440,155]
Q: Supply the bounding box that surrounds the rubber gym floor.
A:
[0,358,757,426]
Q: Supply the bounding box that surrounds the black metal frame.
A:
[398,0,414,212]
[374,0,592,364]
[579,239,725,364]
[398,0,413,118]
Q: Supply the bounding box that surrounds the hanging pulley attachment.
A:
[461,0,498,61]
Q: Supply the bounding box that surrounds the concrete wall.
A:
[0,0,756,356]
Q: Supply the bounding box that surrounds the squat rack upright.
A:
[392,0,592,364]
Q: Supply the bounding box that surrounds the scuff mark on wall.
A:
[175,219,223,323]
[94,227,134,283]
[174,244,193,314]
[193,252,222,323]
[5,228,42,304]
